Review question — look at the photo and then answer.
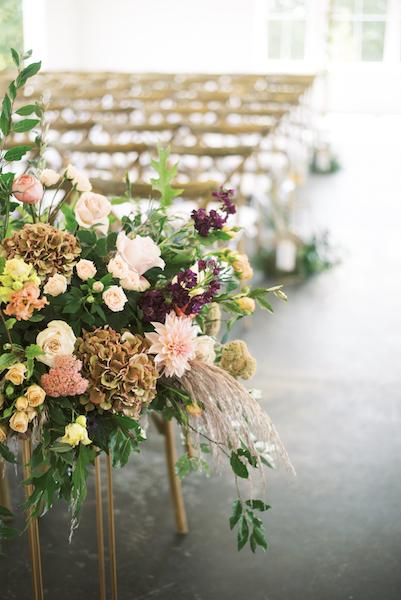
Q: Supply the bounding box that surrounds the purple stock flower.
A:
[212,187,236,216]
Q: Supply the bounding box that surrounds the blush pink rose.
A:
[76,259,97,281]
[12,174,43,205]
[116,232,165,276]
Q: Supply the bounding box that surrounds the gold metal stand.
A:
[95,451,118,600]
[164,420,188,534]
[0,459,12,512]
[21,438,44,600]
[95,453,107,600]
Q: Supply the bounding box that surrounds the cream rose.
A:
[0,423,8,443]
[195,336,216,364]
[102,286,128,312]
[9,411,29,433]
[75,192,111,234]
[36,320,76,367]
[40,168,60,187]
[44,273,68,297]
[121,271,150,292]
[27,407,38,422]
[26,384,46,407]
[76,259,97,281]
[65,164,92,192]
[5,363,26,385]
[107,255,129,279]
[92,281,104,293]
[15,396,29,411]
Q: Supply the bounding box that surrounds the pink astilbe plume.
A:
[41,355,89,397]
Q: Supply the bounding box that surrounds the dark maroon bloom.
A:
[177,268,197,289]
[212,187,236,215]
[192,188,236,237]
[139,289,169,323]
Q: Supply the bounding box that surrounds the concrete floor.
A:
[2,115,401,599]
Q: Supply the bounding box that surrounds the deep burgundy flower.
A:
[191,208,213,236]
[139,289,169,323]
[177,268,198,289]
[212,187,236,216]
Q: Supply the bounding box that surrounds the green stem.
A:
[0,307,13,349]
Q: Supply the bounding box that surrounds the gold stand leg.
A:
[21,438,44,600]
[0,459,12,512]
[94,453,106,600]
[106,454,118,600]
[164,420,188,535]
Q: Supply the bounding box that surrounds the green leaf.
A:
[253,525,268,550]
[175,454,191,479]
[230,451,249,479]
[229,499,243,530]
[11,48,20,67]
[16,61,41,88]
[25,344,44,360]
[0,505,13,518]
[15,104,40,116]
[4,145,32,162]
[150,145,183,207]
[77,229,97,246]
[5,318,16,330]
[245,499,271,512]
[12,118,40,133]
[0,353,18,373]
[61,204,77,233]
[237,516,249,551]
[0,443,17,464]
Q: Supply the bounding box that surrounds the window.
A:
[330,0,388,62]
[267,0,308,60]
[0,0,23,71]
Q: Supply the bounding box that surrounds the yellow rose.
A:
[0,423,8,443]
[9,411,29,433]
[5,363,26,386]
[236,297,256,315]
[26,385,46,408]
[60,416,92,447]
[15,396,29,411]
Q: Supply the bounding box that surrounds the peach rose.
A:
[9,411,29,433]
[76,259,97,281]
[5,363,26,385]
[15,396,29,411]
[26,384,46,407]
[102,286,128,312]
[44,273,68,297]
[12,174,43,205]
[75,192,111,234]
[40,169,60,187]
[116,232,165,276]
[65,164,92,192]
[0,423,8,443]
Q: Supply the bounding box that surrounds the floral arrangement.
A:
[0,50,292,553]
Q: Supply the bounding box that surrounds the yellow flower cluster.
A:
[60,415,92,447]
[0,258,40,304]
[218,249,254,281]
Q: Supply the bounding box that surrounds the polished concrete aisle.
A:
[2,115,401,599]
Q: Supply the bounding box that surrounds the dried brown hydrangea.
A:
[75,327,159,418]
[219,339,256,380]
[2,223,81,279]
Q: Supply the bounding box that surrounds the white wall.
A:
[22,0,401,112]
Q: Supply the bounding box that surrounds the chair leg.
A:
[164,419,188,535]
[0,460,12,512]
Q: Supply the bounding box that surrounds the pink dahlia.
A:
[41,355,89,397]
[145,311,197,378]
